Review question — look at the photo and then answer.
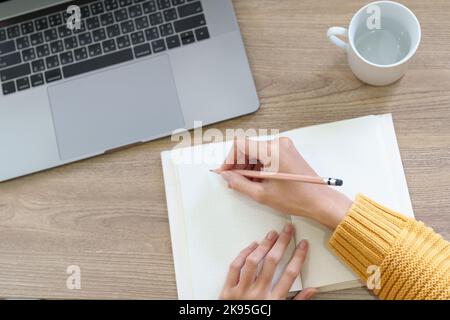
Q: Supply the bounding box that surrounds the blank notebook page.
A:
[173,141,301,300]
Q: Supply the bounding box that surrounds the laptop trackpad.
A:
[48,55,185,160]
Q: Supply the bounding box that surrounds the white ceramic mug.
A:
[327,1,421,86]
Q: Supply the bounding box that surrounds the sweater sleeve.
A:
[328,194,450,300]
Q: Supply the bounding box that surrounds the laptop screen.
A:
[0,0,70,21]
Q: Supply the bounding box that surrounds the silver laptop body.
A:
[0,0,259,182]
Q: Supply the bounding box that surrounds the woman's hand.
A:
[218,138,352,229]
[219,224,317,300]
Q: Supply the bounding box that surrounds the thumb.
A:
[293,287,317,300]
[221,171,266,203]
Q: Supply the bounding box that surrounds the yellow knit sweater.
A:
[328,194,450,300]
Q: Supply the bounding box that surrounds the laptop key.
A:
[35,17,49,31]
[78,32,93,46]
[50,40,64,54]
[163,8,178,21]
[143,1,157,14]
[32,59,45,73]
[100,12,115,26]
[64,36,78,50]
[131,31,145,45]
[58,25,72,38]
[74,47,88,61]
[31,73,45,87]
[177,1,202,18]
[91,2,105,15]
[22,48,36,62]
[21,22,35,35]
[0,63,31,82]
[60,51,74,65]
[0,52,22,69]
[195,12,209,33]
[174,14,206,33]
[149,12,163,26]
[116,35,131,48]
[121,20,135,34]
[7,25,20,39]
[2,81,16,95]
[119,0,132,7]
[48,13,63,27]
[73,20,87,34]
[45,68,62,83]
[135,16,150,30]
[180,30,195,45]
[44,28,58,42]
[145,27,159,41]
[16,36,30,49]
[107,25,121,38]
[86,17,101,30]
[0,40,16,55]
[0,29,6,41]
[16,76,30,91]
[105,0,119,11]
[166,34,180,49]
[102,39,116,53]
[80,5,91,19]
[93,28,107,42]
[133,43,151,58]
[63,48,134,78]
[128,4,143,18]
[36,44,50,58]
[88,43,102,57]
[157,0,171,10]
[114,8,129,22]
[159,23,173,37]
[30,32,44,45]
[46,55,60,69]
[151,39,166,53]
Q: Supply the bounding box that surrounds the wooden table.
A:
[0,0,449,299]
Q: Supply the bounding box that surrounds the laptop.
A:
[0,0,259,182]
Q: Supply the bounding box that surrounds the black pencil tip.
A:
[335,179,343,186]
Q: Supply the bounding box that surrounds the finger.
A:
[224,241,259,288]
[272,240,308,297]
[221,171,267,203]
[239,230,278,288]
[293,287,317,300]
[235,138,272,166]
[256,224,294,287]
[220,138,248,171]
[221,139,272,171]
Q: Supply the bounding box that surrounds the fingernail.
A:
[221,171,232,183]
[299,240,307,250]
[266,230,277,240]
[283,223,293,234]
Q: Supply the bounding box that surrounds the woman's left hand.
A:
[219,224,317,300]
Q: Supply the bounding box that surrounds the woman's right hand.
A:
[218,138,352,229]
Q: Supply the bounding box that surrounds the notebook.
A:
[161,114,414,299]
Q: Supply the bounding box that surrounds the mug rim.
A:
[348,0,421,68]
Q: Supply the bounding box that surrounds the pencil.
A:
[210,169,343,186]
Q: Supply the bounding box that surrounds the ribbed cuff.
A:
[328,194,409,282]
[329,194,450,299]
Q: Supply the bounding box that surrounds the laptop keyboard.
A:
[0,0,210,95]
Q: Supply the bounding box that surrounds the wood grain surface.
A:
[0,0,449,299]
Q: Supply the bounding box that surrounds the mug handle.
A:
[327,27,349,50]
